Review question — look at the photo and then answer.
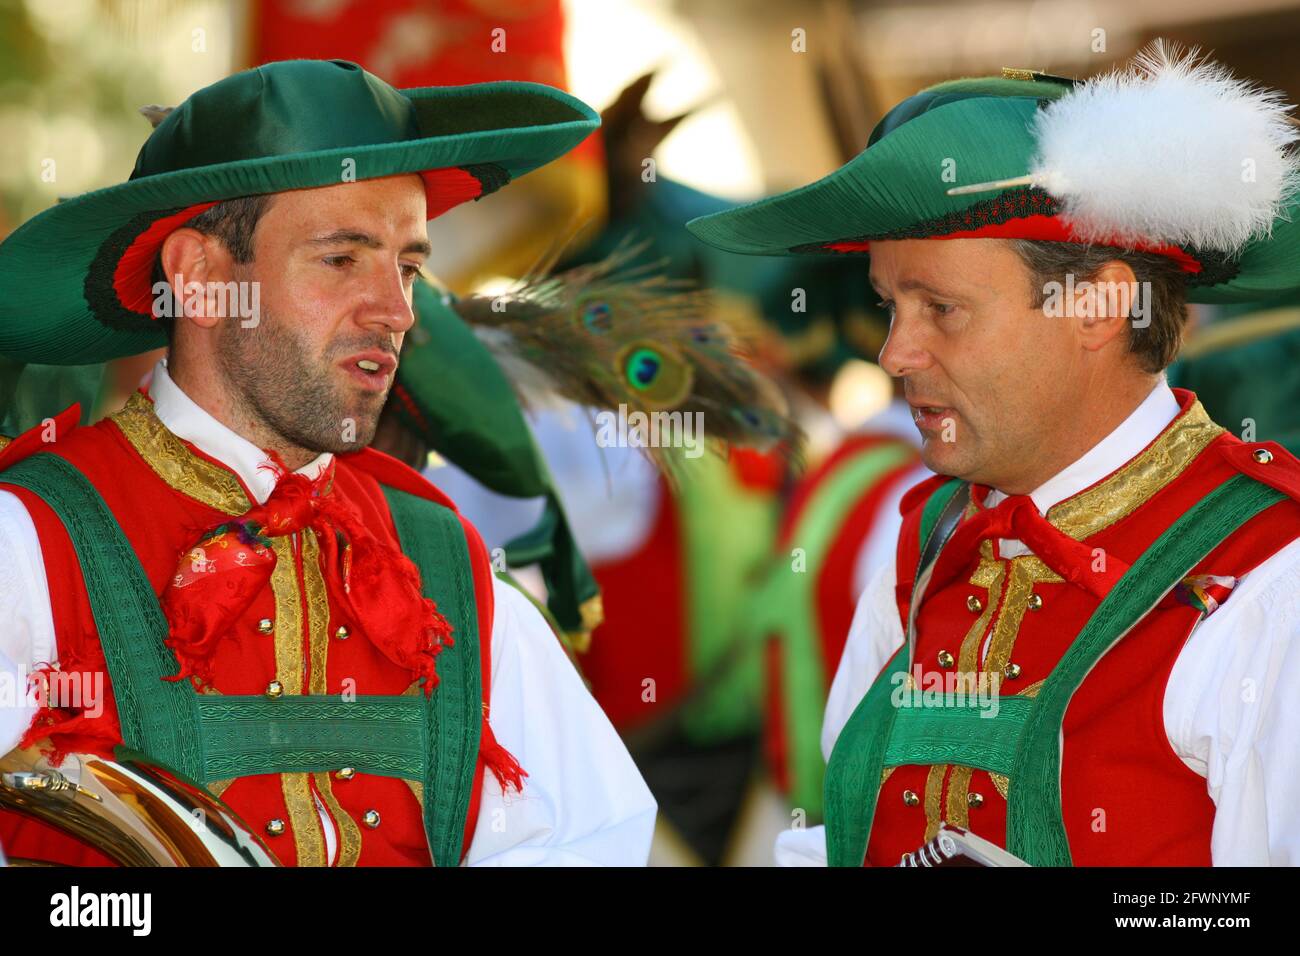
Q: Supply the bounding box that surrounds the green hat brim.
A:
[0,81,598,365]
[686,92,1300,306]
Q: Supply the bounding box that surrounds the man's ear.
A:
[1075,259,1138,353]
[159,228,235,330]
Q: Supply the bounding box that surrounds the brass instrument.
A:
[0,745,278,866]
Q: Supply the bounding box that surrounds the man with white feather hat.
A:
[689,41,1300,866]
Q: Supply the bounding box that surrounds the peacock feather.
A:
[448,240,803,477]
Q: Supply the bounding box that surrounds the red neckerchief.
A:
[160,449,452,694]
[926,485,1131,601]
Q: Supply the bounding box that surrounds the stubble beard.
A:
[215,307,389,456]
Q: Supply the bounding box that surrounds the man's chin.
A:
[919,439,972,479]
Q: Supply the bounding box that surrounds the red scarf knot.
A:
[161,450,452,693]
[927,486,1129,601]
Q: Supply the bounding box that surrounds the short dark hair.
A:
[1011,239,1190,373]
[152,194,271,342]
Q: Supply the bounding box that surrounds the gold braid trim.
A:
[206,778,235,800]
[991,773,1010,801]
[945,766,975,829]
[982,558,1061,678]
[109,391,248,514]
[957,549,1004,675]
[1047,399,1223,540]
[923,765,947,842]
[281,773,326,867]
[313,772,362,868]
[270,536,304,694]
[301,529,330,696]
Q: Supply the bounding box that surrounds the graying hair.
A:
[1011,239,1189,373]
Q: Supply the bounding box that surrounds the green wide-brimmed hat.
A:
[0,58,599,365]
[688,44,1300,305]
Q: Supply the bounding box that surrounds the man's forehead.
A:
[274,175,427,221]
[262,178,429,246]
[869,238,1016,288]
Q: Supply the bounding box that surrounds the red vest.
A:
[0,393,497,866]
[865,391,1300,865]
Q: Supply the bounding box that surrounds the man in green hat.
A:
[0,59,655,866]
[690,42,1300,866]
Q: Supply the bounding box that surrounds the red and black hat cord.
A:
[790,186,1240,289]
[83,163,511,334]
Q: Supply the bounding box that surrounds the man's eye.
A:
[400,263,422,281]
[876,299,895,317]
[323,255,354,268]
[929,301,955,316]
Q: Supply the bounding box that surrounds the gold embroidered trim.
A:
[110,392,249,515]
[301,529,331,695]
[313,771,362,868]
[1047,399,1223,540]
[405,779,425,811]
[880,767,895,787]
[990,773,1010,800]
[206,778,234,800]
[1019,679,1045,698]
[983,558,1061,678]
[944,766,975,829]
[957,555,1004,675]
[270,536,305,695]
[923,765,946,842]
[281,773,326,867]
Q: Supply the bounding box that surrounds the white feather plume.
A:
[1030,40,1300,254]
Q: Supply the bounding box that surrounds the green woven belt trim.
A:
[883,696,1033,776]
[382,485,482,869]
[823,477,966,867]
[196,695,427,779]
[1007,474,1285,866]
[0,453,205,779]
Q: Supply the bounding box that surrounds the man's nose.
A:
[877,311,934,378]
[358,263,416,334]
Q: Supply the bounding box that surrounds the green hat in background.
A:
[391,278,602,647]
[0,58,599,366]
[688,43,1300,305]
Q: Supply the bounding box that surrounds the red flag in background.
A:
[246,0,606,290]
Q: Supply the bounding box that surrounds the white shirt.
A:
[0,360,656,866]
[776,380,1300,866]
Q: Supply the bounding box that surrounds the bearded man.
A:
[689,44,1300,866]
[0,59,655,866]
